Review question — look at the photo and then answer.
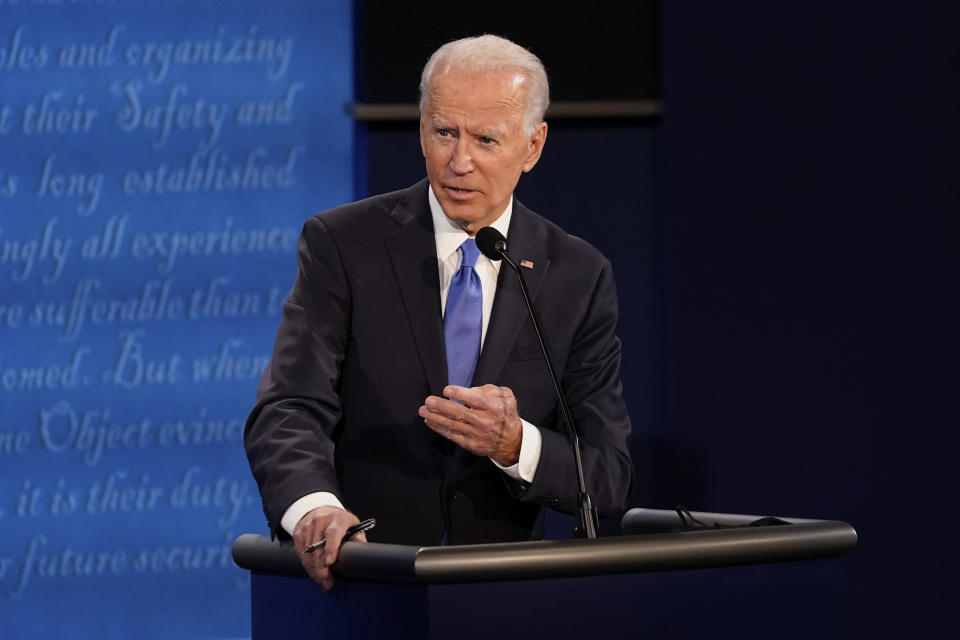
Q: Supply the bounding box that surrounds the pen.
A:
[304,518,376,554]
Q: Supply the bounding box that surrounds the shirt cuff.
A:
[492,418,542,483]
[280,492,345,537]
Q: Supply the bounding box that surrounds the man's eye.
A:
[437,129,450,137]
[480,137,495,144]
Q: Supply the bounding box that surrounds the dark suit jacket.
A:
[244,180,632,545]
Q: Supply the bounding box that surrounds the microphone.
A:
[476,227,507,260]
[475,227,599,539]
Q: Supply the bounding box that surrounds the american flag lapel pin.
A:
[519,259,534,270]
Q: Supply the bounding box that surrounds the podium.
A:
[233,509,856,639]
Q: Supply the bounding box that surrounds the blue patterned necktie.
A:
[444,238,483,389]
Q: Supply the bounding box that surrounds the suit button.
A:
[444,489,457,501]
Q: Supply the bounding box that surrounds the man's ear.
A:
[522,121,548,173]
[419,119,427,157]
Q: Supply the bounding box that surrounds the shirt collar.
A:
[428,182,513,264]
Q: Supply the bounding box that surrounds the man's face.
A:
[419,69,547,235]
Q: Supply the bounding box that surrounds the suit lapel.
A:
[382,188,552,422]
[384,181,448,395]
[472,201,551,387]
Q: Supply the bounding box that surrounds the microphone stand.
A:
[495,248,599,539]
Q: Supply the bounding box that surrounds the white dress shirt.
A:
[281,185,543,536]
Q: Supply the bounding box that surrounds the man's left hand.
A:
[419,385,523,466]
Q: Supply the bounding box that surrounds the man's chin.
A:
[440,205,487,231]
[441,200,508,230]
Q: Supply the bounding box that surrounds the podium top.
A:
[621,507,819,533]
[233,513,856,584]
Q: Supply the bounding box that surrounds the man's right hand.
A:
[292,506,367,591]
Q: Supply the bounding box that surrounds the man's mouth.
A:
[444,186,477,197]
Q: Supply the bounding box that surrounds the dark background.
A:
[355,0,660,103]
[354,0,956,636]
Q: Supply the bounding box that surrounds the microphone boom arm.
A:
[497,249,599,539]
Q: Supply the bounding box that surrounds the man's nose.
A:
[449,138,473,174]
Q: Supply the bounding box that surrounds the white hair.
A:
[419,34,550,135]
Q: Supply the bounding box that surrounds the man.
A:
[244,35,632,590]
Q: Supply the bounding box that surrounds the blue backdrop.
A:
[0,1,352,637]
